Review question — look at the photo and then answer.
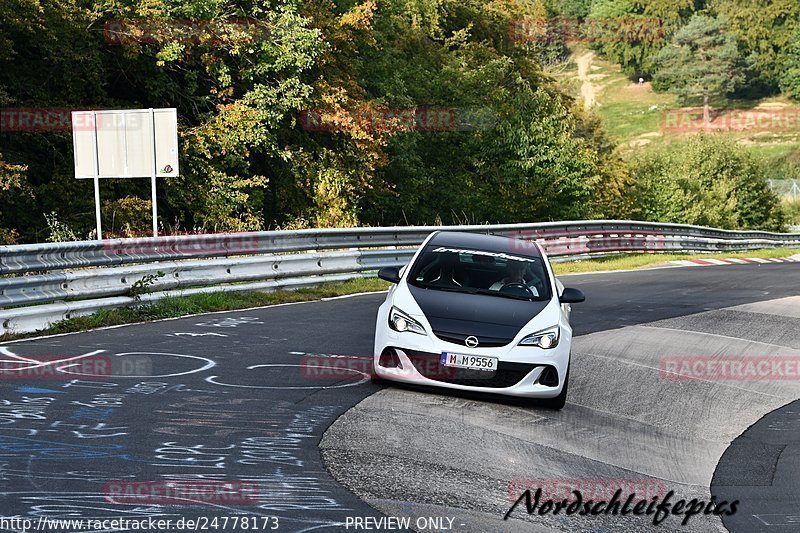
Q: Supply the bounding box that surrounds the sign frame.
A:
[71,108,179,239]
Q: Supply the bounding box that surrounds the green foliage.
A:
[0,0,794,241]
[552,0,592,18]
[129,271,166,301]
[651,15,746,103]
[630,135,785,231]
[356,0,632,225]
[582,0,799,97]
[779,27,800,101]
[102,196,152,237]
[0,154,26,191]
[784,201,800,227]
[709,0,800,92]
[44,212,79,242]
[134,1,323,230]
[0,153,30,243]
[585,0,694,77]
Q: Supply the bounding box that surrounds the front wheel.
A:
[540,367,569,410]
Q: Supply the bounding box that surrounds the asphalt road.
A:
[320,264,800,532]
[0,263,798,532]
[0,298,387,532]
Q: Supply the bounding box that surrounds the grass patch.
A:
[585,52,673,142]
[596,101,666,141]
[746,142,800,160]
[553,248,800,275]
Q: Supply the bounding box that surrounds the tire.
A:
[540,367,569,410]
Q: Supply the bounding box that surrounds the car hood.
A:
[406,284,551,347]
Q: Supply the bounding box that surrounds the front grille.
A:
[402,349,537,388]
[431,331,512,348]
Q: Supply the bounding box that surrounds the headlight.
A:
[389,307,426,335]
[519,326,560,349]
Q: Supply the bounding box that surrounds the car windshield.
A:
[407,244,552,301]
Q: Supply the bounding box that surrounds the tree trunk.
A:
[703,92,710,130]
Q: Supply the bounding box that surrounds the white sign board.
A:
[71,108,179,239]
[72,108,179,179]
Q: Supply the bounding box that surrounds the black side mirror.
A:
[560,287,585,304]
[378,266,401,284]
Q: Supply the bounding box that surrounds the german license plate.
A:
[440,352,498,372]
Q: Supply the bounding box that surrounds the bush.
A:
[784,201,800,227]
[0,154,31,242]
[630,135,785,231]
[101,196,153,237]
[44,212,79,242]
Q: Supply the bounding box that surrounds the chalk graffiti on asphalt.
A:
[206,364,369,390]
[0,339,354,521]
[152,442,234,470]
[169,332,228,337]
[0,435,131,460]
[126,382,224,395]
[195,317,264,328]
[0,465,135,482]
[153,397,287,438]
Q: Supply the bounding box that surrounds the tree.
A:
[548,0,591,18]
[710,0,799,93]
[5,0,751,241]
[585,0,696,78]
[0,154,32,243]
[779,27,800,100]
[652,14,746,126]
[356,0,629,226]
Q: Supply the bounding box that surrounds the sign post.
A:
[150,109,159,237]
[71,108,179,240]
[93,177,102,240]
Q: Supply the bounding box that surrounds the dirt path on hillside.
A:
[576,51,596,109]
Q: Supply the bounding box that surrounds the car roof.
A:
[427,231,542,258]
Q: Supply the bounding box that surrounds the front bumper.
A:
[373,336,570,399]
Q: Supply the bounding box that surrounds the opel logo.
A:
[465,336,479,348]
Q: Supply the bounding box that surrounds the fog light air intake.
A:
[379,348,403,369]
[538,366,559,387]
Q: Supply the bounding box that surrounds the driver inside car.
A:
[489,261,540,296]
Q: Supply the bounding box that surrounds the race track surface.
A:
[0,263,798,532]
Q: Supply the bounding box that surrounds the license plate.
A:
[440,352,498,372]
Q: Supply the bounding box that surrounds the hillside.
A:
[555,48,800,154]
[552,48,800,216]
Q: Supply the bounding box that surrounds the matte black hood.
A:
[408,284,548,347]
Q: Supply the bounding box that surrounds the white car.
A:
[373,231,584,409]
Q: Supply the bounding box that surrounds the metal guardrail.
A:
[0,249,412,307]
[2,220,799,274]
[1,220,798,334]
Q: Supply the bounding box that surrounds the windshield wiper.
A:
[413,283,475,294]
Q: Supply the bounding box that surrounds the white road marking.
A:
[206,364,369,390]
